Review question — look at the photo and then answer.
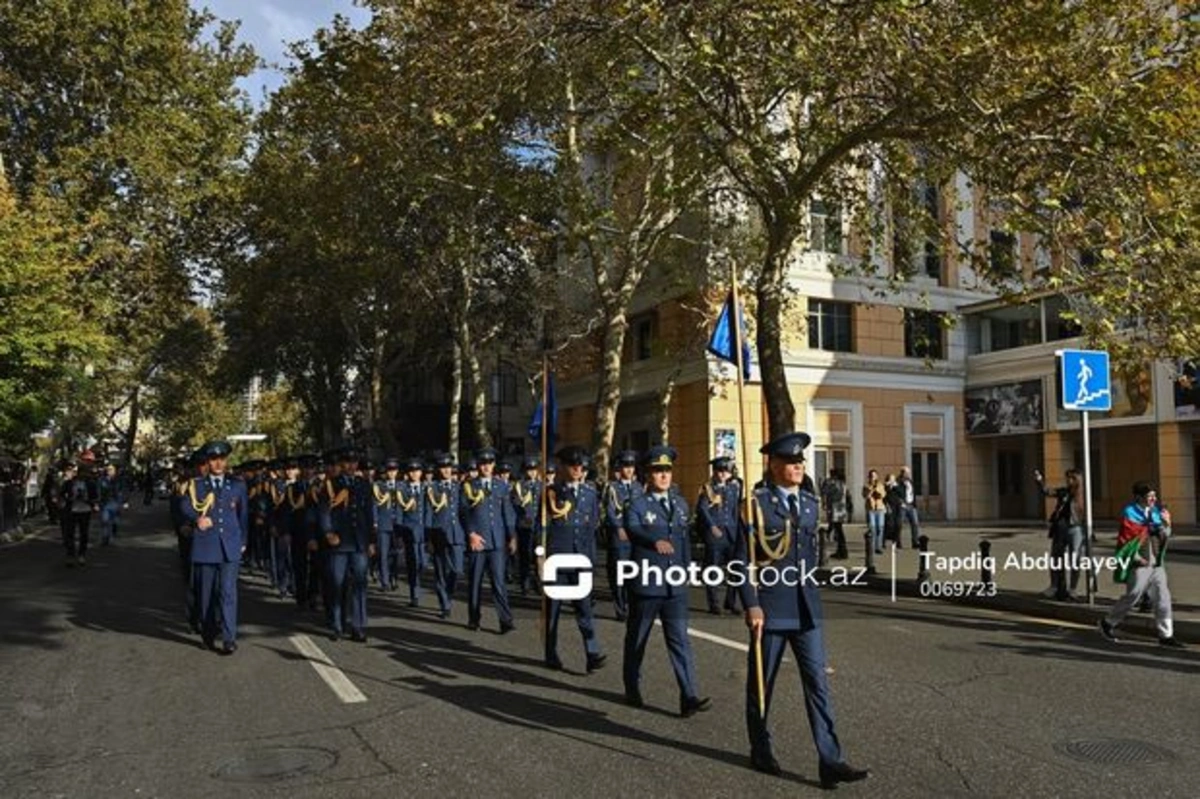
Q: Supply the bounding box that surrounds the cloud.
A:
[193,0,372,101]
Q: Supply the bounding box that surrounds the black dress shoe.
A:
[499,621,516,635]
[586,654,607,673]
[201,636,217,652]
[330,630,341,642]
[467,622,480,632]
[625,690,644,709]
[438,609,449,620]
[819,761,870,789]
[680,696,712,717]
[750,751,782,777]
[1159,636,1186,649]
[220,641,237,656]
[351,629,367,643]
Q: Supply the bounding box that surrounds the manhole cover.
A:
[214,746,338,783]
[1055,739,1176,765]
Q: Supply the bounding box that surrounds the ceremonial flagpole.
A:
[538,350,550,644]
[728,263,765,719]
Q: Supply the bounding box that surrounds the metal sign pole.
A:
[1082,410,1094,605]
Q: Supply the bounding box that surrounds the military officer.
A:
[425,452,464,619]
[512,456,543,595]
[458,446,517,633]
[181,441,248,655]
[697,455,743,615]
[622,446,710,717]
[306,455,333,612]
[320,447,376,642]
[373,457,402,592]
[739,432,869,788]
[284,455,317,610]
[397,457,427,606]
[604,450,641,621]
[269,457,305,599]
[543,446,606,672]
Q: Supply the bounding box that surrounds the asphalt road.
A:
[2,505,1198,799]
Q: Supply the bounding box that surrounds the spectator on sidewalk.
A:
[862,470,886,554]
[1100,482,1184,648]
[897,467,921,547]
[819,468,850,559]
[1035,467,1084,600]
[24,465,41,519]
[883,473,904,549]
[59,460,99,567]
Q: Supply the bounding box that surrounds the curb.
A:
[849,572,1200,645]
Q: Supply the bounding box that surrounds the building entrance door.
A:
[911,449,944,520]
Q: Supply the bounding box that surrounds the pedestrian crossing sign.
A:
[1058,349,1112,412]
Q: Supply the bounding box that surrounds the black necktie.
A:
[787,493,800,526]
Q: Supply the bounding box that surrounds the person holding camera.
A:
[1034,468,1085,600]
[1100,481,1183,648]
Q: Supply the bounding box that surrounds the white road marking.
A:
[289,634,367,704]
[652,620,791,662]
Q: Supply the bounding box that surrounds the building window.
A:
[989,229,1017,277]
[809,199,843,255]
[904,309,945,360]
[920,184,942,281]
[631,314,656,361]
[807,299,853,353]
[489,371,518,407]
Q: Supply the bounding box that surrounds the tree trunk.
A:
[656,372,676,446]
[591,307,628,479]
[448,337,463,458]
[457,316,493,450]
[122,386,140,465]
[755,228,797,437]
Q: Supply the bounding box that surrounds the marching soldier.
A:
[320,447,376,642]
[622,446,710,718]
[543,446,606,672]
[425,452,465,619]
[307,455,334,613]
[512,456,543,595]
[373,457,402,592]
[181,441,248,655]
[603,450,641,621]
[739,432,869,787]
[269,457,303,599]
[459,446,517,633]
[285,455,318,610]
[697,456,742,615]
[397,457,427,607]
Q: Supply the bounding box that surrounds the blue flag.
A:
[528,372,557,450]
[707,291,752,380]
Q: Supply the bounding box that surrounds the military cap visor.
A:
[643,446,677,470]
[556,446,591,467]
[615,450,639,466]
[383,457,401,470]
[475,447,497,463]
[521,456,540,470]
[403,458,424,472]
[760,432,811,462]
[202,440,233,460]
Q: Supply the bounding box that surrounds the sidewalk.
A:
[832,521,1200,643]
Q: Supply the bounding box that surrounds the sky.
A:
[192,0,373,103]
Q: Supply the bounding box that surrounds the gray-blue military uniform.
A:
[424,452,464,618]
[697,456,743,614]
[396,458,426,606]
[543,446,605,672]
[512,457,542,595]
[738,432,869,787]
[604,450,641,621]
[458,447,515,633]
[320,449,375,642]
[622,446,709,717]
[373,458,402,592]
[180,441,247,655]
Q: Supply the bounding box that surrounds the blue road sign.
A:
[1059,349,1112,412]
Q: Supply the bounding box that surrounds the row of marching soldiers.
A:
[169,433,869,788]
